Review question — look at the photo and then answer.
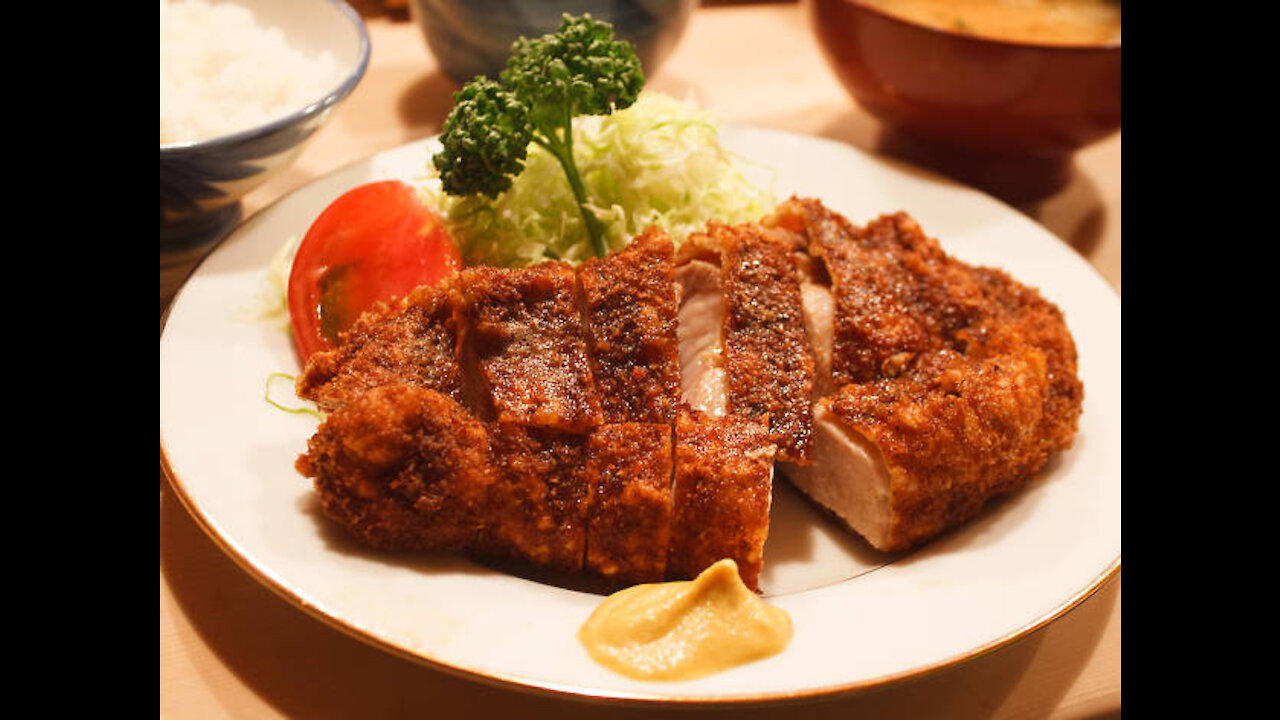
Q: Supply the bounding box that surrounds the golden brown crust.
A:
[457,262,602,431]
[295,280,465,413]
[668,409,776,591]
[294,384,495,552]
[802,204,1084,552]
[717,222,816,464]
[577,227,683,424]
[479,424,592,572]
[294,199,1084,583]
[963,266,1083,451]
[824,352,1051,551]
[584,423,674,584]
[782,199,987,385]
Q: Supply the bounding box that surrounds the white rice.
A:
[160,0,345,145]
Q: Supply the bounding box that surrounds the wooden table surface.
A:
[160,2,1121,717]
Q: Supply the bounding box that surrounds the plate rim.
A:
[159,125,1121,706]
[159,450,1119,706]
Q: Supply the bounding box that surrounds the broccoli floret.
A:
[432,14,645,259]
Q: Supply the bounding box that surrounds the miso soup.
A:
[862,0,1122,45]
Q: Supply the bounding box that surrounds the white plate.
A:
[159,127,1121,704]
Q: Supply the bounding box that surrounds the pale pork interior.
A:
[778,408,892,551]
[675,259,727,417]
[779,260,892,549]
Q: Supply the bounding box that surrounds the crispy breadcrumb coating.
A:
[578,227,683,424]
[717,221,816,463]
[457,262,602,431]
[295,197,1084,585]
[584,423,674,584]
[296,384,494,551]
[668,409,776,591]
[295,280,465,413]
[773,198,1083,552]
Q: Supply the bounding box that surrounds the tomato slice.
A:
[287,180,461,361]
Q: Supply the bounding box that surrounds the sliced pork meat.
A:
[480,422,592,572]
[797,280,836,400]
[815,348,1059,551]
[577,227,682,424]
[295,278,466,413]
[768,198,1083,552]
[294,196,1084,587]
[673,225,816,462]
[715,221,816,463]
[667,409,776,592]
[584,422,674,584]
[763,220,838,401]
[673,248,727,417]
[295,384,494,552]
[456,262,602,431]
[795,199,993,383]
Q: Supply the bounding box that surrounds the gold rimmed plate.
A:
[159,127,1121,705]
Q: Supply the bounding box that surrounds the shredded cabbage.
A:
[423,92,776,268]
[246,232,299,330]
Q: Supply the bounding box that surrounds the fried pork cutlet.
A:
[769,198,1083,552]
[667,409,776,592]
[716,222,816,464]
[297,394,770,585]
[295,383,494,552]
[672,225,815,464]
[298,382,594,571]
[578,227,683,425]
[294,196,1084,588]
[295,279,466,413]
[481,423,593,572]
[806,201,981,384]
[673,252,727,417]
[584,422,674,584]
[457,262,602,432]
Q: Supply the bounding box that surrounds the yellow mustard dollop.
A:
[578,559,793,681]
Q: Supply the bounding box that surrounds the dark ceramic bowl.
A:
[810,0,1121,198]
[409,0,696,85]
[160,0,370,247]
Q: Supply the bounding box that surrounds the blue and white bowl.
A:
[409,0,696,86]
[159,0,370,247]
